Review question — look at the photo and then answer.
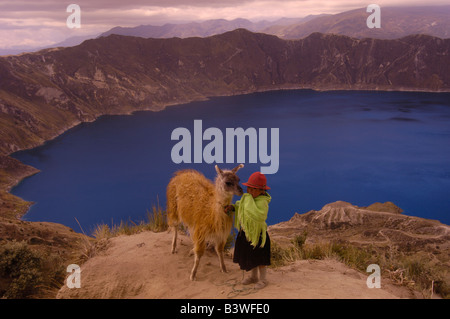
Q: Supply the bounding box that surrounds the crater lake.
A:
[11,90,450,232]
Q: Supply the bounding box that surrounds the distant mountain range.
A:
[0,16,316,56]
[1,29,449,157]
[99,6,450,40]
[269,6,450,39]
[1,5,449,56]
[97,16,322,39]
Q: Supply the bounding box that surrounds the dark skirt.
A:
[233,229,271,271]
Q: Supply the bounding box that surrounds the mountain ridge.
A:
[95,6,450,41]
[97,16,322,40]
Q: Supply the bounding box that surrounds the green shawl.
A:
[234,192,271,248]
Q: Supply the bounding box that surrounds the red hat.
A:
[242,172,270,190]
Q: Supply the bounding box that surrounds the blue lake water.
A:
[11,90,450,232]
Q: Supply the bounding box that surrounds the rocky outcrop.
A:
[270,201,450,249]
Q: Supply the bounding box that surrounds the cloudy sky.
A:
[0,0,448,50]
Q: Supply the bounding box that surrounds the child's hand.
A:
[224,205,235,214]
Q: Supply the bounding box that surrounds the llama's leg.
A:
[215,241,227,273]
[190,240,205,281]
[171,225,178,254]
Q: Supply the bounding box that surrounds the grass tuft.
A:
[91,202,168,240]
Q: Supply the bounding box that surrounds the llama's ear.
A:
[231,164,244,173]
[215,165,223,175]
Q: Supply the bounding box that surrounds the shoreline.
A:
[2,86,450,225]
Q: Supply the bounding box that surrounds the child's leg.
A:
[242,267,258,285]
[259,266,267,281]
[255,266,267,289]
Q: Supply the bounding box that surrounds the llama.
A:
[167,164,244,280]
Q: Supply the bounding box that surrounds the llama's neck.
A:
[215,181,233,207]
[216,191,232,206]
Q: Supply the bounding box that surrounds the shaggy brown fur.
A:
[167,164,244,280]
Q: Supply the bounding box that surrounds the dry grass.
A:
[0,240,67,299]
[90,204,237,253]
[270,232,449,298]
[91,203,168,240]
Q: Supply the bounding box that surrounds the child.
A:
[226,171,271,289]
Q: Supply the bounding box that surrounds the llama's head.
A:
[215,164,244,196]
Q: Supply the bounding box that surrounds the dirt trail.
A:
[56,230,418,299]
